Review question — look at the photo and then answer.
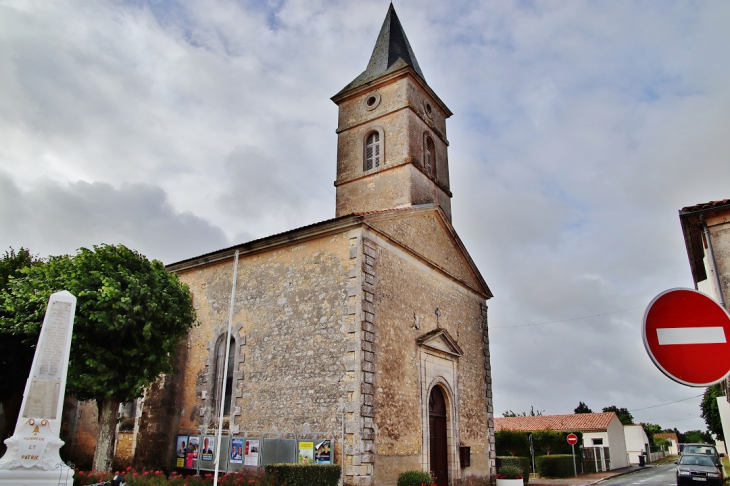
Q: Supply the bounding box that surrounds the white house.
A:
[624,425,650,464]
[495,412,629,472]
[655,432,679,456]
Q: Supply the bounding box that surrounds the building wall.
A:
[151,231,355,463]
[606,418,629,469]
[623,425,648,465]
[703,213,730,305]
[362,226,492,485]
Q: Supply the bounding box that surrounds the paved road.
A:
[602,464,677,486]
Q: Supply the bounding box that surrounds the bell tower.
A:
[331,5,454,221]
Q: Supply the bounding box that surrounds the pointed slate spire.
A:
[336,4,425,95]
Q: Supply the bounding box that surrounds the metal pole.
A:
[572,444,577,477]
[214,250,240,486]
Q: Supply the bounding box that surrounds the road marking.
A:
[657,327,726,345]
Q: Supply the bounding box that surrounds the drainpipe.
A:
[700,214,726,309]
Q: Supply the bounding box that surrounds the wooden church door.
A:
[429,386,449,486]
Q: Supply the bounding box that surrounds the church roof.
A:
[336,4,425,96]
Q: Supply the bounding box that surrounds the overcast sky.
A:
[2,0,729,433]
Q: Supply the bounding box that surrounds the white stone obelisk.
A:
[0,290,77,486]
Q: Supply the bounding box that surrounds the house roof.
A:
[335,4,424,96]
[678,199,730,285]
[655,432,679,443]
[494,413,617,432]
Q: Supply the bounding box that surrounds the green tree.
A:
[684,430,713,443]
[503,406,544,417]
[701,384,724,441]
[0,244,196,472]
[602,405,634,425]
[0,248,41,454]
[574,402,592,414]
[643,423,662,445]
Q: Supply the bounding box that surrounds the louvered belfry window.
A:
[365,131,380,170]
[425,136,435,175]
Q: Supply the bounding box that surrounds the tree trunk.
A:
[92,398,120,472]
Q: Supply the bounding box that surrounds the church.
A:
[67,5,496,486]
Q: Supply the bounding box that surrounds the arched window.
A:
[213,336,236,416]
[365,131,381,170]
[424,135,435,176]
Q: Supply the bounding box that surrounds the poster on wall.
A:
[188,436,200,458]
[315,440,332,464]
[244,439,260,466]
[186,436,198,468]
[230,438,243,464]
[298,441,314,465]
[201,436,215,462]
[176,435,189,468]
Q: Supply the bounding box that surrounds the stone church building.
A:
[64,5,495,486]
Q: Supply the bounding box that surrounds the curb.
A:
[590,466,652,485]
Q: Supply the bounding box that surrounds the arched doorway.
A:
[429,386,449,486]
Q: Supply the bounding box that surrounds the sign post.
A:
[643,288,730,386]
[567,433,578,477]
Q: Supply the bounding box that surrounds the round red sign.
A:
[566,434,578,445]
[643,288,730,387]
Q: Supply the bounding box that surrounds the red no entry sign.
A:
[643,288,730,387]
[567,434,578,445]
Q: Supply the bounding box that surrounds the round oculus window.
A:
[363,91,381,111]
[423,100,434,118]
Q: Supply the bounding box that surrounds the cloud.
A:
[0,172,228,263]
[1,0,729,432]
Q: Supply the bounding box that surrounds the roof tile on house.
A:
[680,199,730,214]
[494,413,617,432]
[655,432,679,443]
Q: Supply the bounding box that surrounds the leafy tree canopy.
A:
[0,244,196,404]
[700,384,724,441]
[684,430,713,443]
[643,423,662,445]
[503,406,544,417]
[602,405,634,425]
[574,401,593,414]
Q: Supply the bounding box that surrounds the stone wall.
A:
[362,223,492,485]
[166,231,355,455]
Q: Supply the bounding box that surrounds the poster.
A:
[230,438,243,464]
[315,440,332,464]
[298,441,314,465]
[176,435,189,458]
[244,439,259,466]
[188,436,200,458]
[201,436,215,462]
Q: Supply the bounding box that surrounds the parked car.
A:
[676,454,723,486]
[681,444,721,467]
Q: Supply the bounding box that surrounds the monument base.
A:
[0,467,74,485]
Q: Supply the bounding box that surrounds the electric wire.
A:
[490,306,645,329]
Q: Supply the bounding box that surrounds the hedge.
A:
[536,454,575,478]
[397,470,435,486]
[264,464,341,486]
[495,456,531,482]
[495,430,583,457]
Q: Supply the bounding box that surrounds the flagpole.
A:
[214,250,239,486]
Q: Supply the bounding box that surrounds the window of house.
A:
[592,438,604,446]
[425,136,435,175]
[213,336,236,416]
[365,131,381,170]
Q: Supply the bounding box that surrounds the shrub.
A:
[536,454,575,478]
[495,456,531,482]
[397,470,435,486]
[264,464,341,486]
[497,465,523,479]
